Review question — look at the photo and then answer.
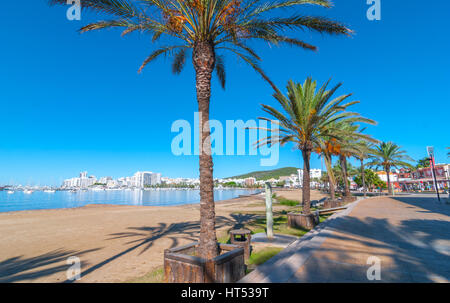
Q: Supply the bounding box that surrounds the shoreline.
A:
[0,190,265,215]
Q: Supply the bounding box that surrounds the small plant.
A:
[248,247,283,266]
[246,247,283,274]
[275,195,300,206]
[246,215,309,237]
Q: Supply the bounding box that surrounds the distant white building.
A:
[98,176,112,184]
[62,170,163,189]
[134,171,152,188]
[297,168,322,187]
[151,173,162,185]
[376,171,398,182]
[310,169,322,179]
[106,179,118,188]
[132,171,162,188]
[62,171,96,189]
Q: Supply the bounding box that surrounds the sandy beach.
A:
[0,189,327,283]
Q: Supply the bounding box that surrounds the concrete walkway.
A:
[241,194,450,283]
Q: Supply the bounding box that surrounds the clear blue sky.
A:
[1,1,449,186]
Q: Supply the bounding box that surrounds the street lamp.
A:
[427,146,440,202]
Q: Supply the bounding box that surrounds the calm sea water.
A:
[0,189,262,213]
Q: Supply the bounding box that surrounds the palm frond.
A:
[138,45,188,73]
[172,48,187,74]
[215,54,226,89]
[49,0,142,18]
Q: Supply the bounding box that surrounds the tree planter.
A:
[288,212,319,230]
[164,242,245,283]
[323,199,343,209]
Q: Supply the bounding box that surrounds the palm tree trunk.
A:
[386,167,392,195]
[302,149,312,214]
[193,41,218,260]
[340,155,350,197]
[360,159,366,197]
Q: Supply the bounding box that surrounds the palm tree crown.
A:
[50,0,351,89]
[368,142,414,171]
[367,141,414,195]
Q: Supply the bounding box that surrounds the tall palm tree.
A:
[49,0,352,260]
[367,141,414,195]
[257,78,374,215]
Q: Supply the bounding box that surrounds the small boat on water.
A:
[44,189,56,193]
[23,190,33,194]
[7,190,14,194]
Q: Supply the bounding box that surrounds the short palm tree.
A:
[416,157,431,168]
[367,141,414,195]
[257,78,374,214]
[49,0,352,260]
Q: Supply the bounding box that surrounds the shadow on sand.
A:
[1,211,260,283]
[0,248,100,283]
[65,213,259,282]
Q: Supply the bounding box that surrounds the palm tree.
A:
[257,78,374,215]
[329,122,376,199]
[317,137,340,200]
[49,0,352,260]
[333,122,358,198]
[416,157,431,168]
[367,141,414,195]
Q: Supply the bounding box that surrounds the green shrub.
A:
[276,196,299,206]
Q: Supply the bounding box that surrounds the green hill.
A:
[227,167,299,181]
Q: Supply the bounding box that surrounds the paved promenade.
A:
[241,194,450,283]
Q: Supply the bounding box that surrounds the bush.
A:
[276,196,299,206]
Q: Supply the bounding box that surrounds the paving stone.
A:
[241,195,450,283]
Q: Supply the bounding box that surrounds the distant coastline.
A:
[0,188,262,213]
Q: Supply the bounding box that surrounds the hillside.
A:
[227,167,299,181]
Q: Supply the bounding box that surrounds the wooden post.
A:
[265,182,273,239]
